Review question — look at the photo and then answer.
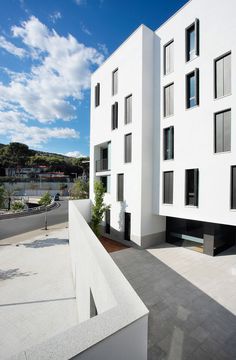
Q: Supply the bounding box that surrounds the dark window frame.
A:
[125,94,132,124]
[95,83,100,107]
[164,39,174,76]
[163,82,174,117]
[124,133,132,163]
[112,68,118,96]
[163,126,174,160]
[231,166,236,210]
[117,173,124,202]
[186,68,199,109]
[214,109,231,153]
[185,168,199,207]
[111,102,118,130]
[214,51,231,99]
[163,171,174,204]
[185,18,199,62]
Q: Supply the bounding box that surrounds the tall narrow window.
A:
[164,40,174,75]
[112,68,118,95]
[95,83,100,107]
[105,209,110,234]
[214,110,231,153]
[186,19,199,62]
[186,69,199,108]
[164,127,174,160]
[100,176,110,193]
[125,95,132,124]
[111,102,118,130]
[231,166,236,210]
[164,83,174,117]
[124,133,132,163]
[163,171,173,204]
[215,52,231,99]
[185,169,199,206]
[117,174,124,201]
[124,212,131,241]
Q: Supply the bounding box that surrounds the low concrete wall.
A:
[10,200,148,360]
[0,201,58,220]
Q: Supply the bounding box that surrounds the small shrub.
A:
[38,192,52,206]
[11,201,25,212]
[70,179,89,199]
[91,181,109,238]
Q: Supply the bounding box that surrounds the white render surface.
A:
[7,201,148,360]
[68,200,148,359]
[90,0,236,248]
[148,243,236,315]
[156,0,236,226]
[90,25,165,246]
[0,226,77,359]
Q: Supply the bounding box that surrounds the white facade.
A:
[90,0,236,253]
[90,25,165,247]
[157,0,236,227]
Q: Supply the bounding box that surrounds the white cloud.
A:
[0,35,27,58]
[49,11,62,23]
[0,16,104,147]
[4,16,104,123]
[65,150,85,158]
[0,110,79,147]
[74,0,87,6]
[97,42,108,55]
[81,23,92,36]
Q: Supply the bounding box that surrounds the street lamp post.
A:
[44,206,48,230]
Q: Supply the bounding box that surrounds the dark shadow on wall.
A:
[0,268,36,280]
[23,238,69,248]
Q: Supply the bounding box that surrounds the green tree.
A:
[4,186,17,210]
[0,142,32,167]
[0,185,5,208]
[70,180,89,199]
[38,192,52,206]
[91,180,109,237]
[11,201,25,212]
[27,155,50,166]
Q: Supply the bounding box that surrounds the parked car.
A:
[54,193,60,201]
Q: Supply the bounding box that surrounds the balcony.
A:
[96,158,110,172]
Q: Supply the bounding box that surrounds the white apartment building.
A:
[90,0,236,256]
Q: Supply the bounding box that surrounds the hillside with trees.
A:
[0,142,89,179]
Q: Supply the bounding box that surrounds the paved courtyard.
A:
[112,244,236,360]
[0,225,77,359]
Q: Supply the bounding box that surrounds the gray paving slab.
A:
[111,247,236,360]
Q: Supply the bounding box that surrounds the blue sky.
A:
[0,0,187,157]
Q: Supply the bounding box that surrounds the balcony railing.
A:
[96,158,110,172]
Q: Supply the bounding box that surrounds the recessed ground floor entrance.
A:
[166,217,236,256]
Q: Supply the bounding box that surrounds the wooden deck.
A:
[100,236,129,253]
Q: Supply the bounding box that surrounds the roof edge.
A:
[155,0,193,32]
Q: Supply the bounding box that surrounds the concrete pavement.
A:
[112,245,236,360]
[0,224,77,359]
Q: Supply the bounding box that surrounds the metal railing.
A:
[96,158,110,172]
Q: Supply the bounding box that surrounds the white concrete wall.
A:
[68,200,148,358]
[10,200,148,360]
[90,25,165,246]
[90,26,144,244]
[156,0,236,227]
[140,27,166,242]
